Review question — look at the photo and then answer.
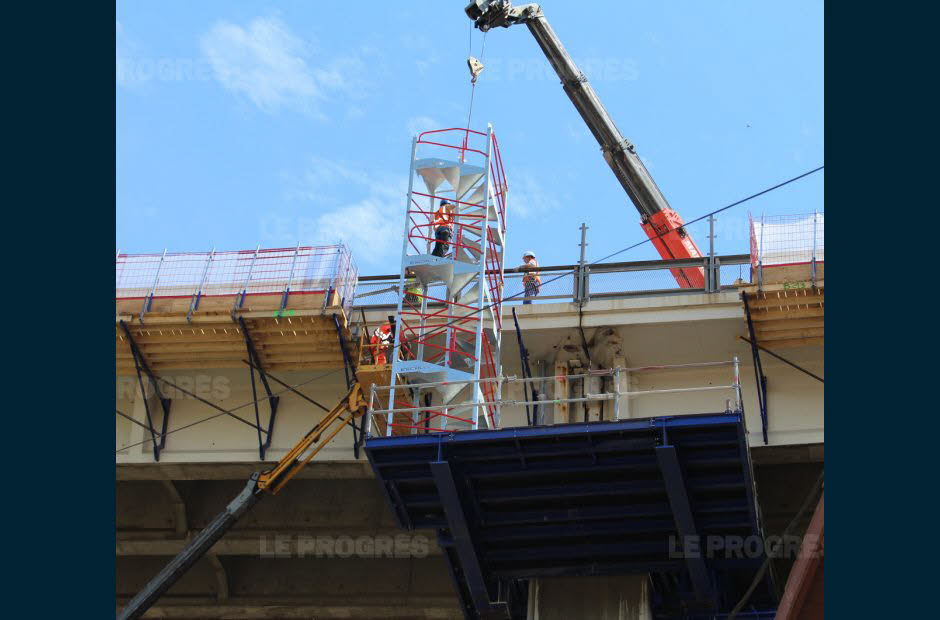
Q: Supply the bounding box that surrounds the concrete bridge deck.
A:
[116,284,823,618]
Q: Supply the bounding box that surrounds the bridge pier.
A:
[527,574,651,620]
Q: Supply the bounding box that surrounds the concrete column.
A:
[527,574,652,620]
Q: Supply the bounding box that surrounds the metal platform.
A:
[365,411,775,619]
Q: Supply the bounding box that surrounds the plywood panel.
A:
[116,292,352,376]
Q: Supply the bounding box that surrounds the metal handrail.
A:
[354,254,751,307]
[367,358,743,436]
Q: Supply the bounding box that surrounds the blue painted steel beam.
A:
[399,475,743,509]
[486,540,667,563]
[439,545,477,619]
[656,444,714,605]
[478,517,753,545]
[384,481,413,530]
[424,438,659,461]
[366,412,742,450]
[410,496,752,531]
[429,460,509,619]
[493,560,681,579]
[376,453,661,477]
[480,519,677,543]
[363,438,422,534]
[365,411,768,614]
[480,502,674,527]
[472,479,667,503]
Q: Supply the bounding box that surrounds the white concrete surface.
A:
[118,291,821,465]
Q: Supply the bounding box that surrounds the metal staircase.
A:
[386,126,508,435]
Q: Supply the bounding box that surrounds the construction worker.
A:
[370,317,394,365]
[404,268,422,307]
[431,199,455,257]
[519,250,541,304]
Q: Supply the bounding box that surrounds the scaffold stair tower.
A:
[386,126,509,434]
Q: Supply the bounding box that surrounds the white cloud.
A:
[275,157,407,268]
[406,115,440,138]
[508,171,562,220]
[282,156,379,200]
[308,198,403,263]
[200,16,368,115]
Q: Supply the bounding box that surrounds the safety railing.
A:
[417,128,507,229]
[406,197,490,261]
[353,254,752,308]
[365,359,744,436]
[116,244,359,316]
[750,211,824,287]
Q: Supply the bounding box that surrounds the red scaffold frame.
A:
[385,126,508,433]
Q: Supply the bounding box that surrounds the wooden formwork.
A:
[741,281,824,349]
[116,291,356,375]
[751,262,824,286]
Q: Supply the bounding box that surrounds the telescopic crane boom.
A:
[465,0,705,288]
[117,382,369,620]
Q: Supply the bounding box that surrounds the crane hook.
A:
[467,56,484,83]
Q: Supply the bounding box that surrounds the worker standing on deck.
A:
[404,268,421,307]
[431,199,455,257]
[519,250,541,304]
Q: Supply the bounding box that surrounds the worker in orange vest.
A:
[519,250,541,304]
[370,317,394,364]
[431,199,455,257]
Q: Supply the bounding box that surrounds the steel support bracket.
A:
[741,293,769,444]
[239,317,280,460]
[332,314,366,458]
[120,321,172,461]
[511,307,539,426]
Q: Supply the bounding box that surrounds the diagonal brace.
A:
[332,314,365,458]
[430,460,509,619]
[239,317,280,460]
[656,445,714,605]
[120,321,172,461]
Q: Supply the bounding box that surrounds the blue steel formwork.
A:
[364,411,776,619]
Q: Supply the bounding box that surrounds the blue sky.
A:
[117,1,823,275]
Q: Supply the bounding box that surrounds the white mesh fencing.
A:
[750,212,824,267]
[116,244,359,315]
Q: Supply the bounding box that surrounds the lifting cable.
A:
[462,24,487,161]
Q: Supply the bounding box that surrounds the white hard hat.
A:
[522,250,536,258]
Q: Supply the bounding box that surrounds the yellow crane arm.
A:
[119,380,371,620]
[256,381,368,495]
